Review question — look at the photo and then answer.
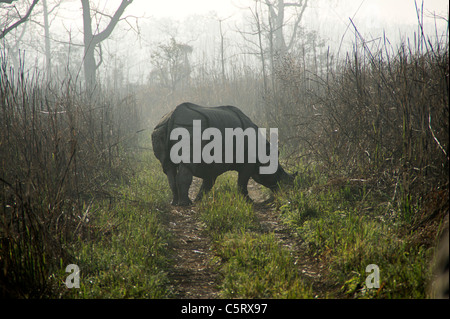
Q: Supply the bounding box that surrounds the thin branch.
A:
[0,0,39,39]
[428,110,448,160]
[49,36,84,47]
[47,1,60,15]
[93,0,133,44]
[286,0,308,51]
[91,8,113,20]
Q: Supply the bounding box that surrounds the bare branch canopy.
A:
[0,0,39,39]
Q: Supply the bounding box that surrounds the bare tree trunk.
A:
[267,6,275,92]
[218,18,226,82]
[265,0,308,55]
[80,0,133,91]
[81,0,96,89]
[273,0,286,53]
[252,2,270,126]
[254,4,267,94]
[43,0,52,78]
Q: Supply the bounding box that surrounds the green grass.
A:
[198,174,259,240]
[274,168,435,298]
[216,232,312,298]
[197,173,313,299]
[297,209,432,298]
[68,204,169,298]
[63,150,173,298]
[57,151,436,299]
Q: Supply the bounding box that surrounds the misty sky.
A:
[126,0,449,55]
[128,0,448,25]
[2,0,448,84]
[121,0,448,81]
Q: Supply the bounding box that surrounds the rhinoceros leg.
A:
[166,166,179,205]
[176,164,193,206]
[195,177,217,202]
[237,170,251,199]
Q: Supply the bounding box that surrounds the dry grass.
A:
[0,52,141,297]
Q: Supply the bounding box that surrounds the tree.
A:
[149,37,193,92]
[237,0,269,93]
[42,0,51,76]
[238,0,309,93]
[0,0,39,39]
[80,0,132,91]
[31,0,61,78]
[264,0,308,55]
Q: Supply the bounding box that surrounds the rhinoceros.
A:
[151,102,295,206]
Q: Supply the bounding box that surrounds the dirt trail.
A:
[248,181,338,298]
[166,206,220,298]
[166,178,220,298]
[166,178,337,299]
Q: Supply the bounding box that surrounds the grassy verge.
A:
[63,150,173,298]
[198,173,313,299]
[274,164,440,298]
[216,232,312,298]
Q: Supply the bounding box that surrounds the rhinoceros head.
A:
[252,164,297,191]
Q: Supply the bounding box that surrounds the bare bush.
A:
[267,20,449,209]
[0,52,141,297]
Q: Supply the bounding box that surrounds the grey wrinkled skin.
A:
[152,102,295,206]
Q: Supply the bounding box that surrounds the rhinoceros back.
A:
[152,102,259,171]
[171,103,256,131]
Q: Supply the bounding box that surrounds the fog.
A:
[1,0,448,84]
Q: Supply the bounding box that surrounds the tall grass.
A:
[265,13,448,297]
[267,16,449,216]
[0,52,141,298]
